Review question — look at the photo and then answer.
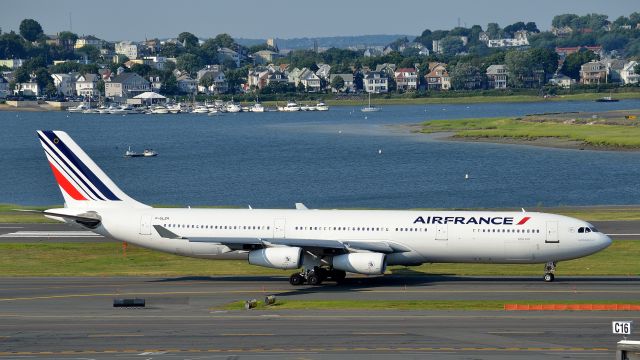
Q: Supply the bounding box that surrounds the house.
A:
[315,64,331,80]
[551,26,573,38]
[375,63,396,76]
[555,46,604,61]
[621,61,639,84]
[14,80,40,96]
[298,68,321,92]
[143,56,168,70]
[0,59,25,70]
[115,41,139,59]
[425,63,450,90]
[548,73,576,88]
[51,73,77,96]
[486,65,508,89]
[176,73,197,93]
[75,73,100,97]
[247,69,270,90]
[266,70,288,87]
[148,76,162,91]
[602,59,627,83]
[394,68,418,91]
[197,66,228,94]
[433,36,468,53]
[74,35,103,49]
[579,60,608,84]
[487,35,529,48]
[287,67,321,92]
[104,72,151,100]
[329,74,355,93]
[98,68,113,82]
[363,47,384,57]
[363,71,388,93]
[479,32,490,43]
[252,50,281,65]
[218,47,241,67]
[0,75,9,98]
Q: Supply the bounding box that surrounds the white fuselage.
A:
[88,208,611,265]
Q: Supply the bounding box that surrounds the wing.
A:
[152,225,410,254]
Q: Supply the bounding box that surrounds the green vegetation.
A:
[420,115,640,148]
[220,299,640,311]
[0,240,636,277]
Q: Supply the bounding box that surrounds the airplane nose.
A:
[600,233,613,250]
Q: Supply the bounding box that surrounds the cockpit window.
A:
[578,227,584,233]
[585,227,591,233]
[589,227,599,233]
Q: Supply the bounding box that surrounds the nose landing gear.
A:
[543,261,556,282]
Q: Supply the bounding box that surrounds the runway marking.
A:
[87,334,144,338]
[607,234,640,236]
[0,231,102,238]
[220,333,274,336]
[351,332,406,335]
[0,227,23,229]
[487,331,545,334]
[0,347,613,356]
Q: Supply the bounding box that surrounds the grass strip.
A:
[219,299,640,311]
[0,240,636,277]
[419,116,640,148]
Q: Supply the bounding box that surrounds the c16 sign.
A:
[612,321,633,335]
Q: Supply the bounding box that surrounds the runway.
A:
[1,276,639,359]
[2,220,639,243]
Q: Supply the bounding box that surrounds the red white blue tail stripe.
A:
[37,130,121,202]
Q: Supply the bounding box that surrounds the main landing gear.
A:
[289,267,347,286]
[543,261,556,282]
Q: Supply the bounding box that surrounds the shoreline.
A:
[3,91,640,112]
[441,134,638,152]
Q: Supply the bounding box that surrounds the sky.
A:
[1,0,639,41]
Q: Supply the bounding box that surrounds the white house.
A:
[218,47,241,67]
[15,80,40,96]
[176,73,197,94]
[105,72,150,100]
[549,73,576,88]
[115,41,139,59]
[621,61,639,84]
[315,64,331,80]
[75,73,100,96]
[363,72,388,93]
[197,69,228,94]
[74,35,102,49]
[51,73,77,96]
[394,68,418,91]
[486,65,508,89]
[299,68,321,92]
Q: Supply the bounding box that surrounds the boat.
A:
[315,102,329,111]
[300,104,310,111]
[98,105,114,114]
[595,96,619,102]
[226,102,242,113]
[192,105,210,114]
[67,103,89,113]
[361,93,380,112]
[143,149,158,157]
[151,106,169,114]
[250,103,265,112]
[280,101,301,112]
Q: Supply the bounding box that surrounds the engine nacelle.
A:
[332,252,386,275]
[248,247,302,270]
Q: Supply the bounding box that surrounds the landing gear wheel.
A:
[331,270,347,283]
[543,273,555,282]
[307,273,322,286]
[289,273,304,286]
[543,261,557,283]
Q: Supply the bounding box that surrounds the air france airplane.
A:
[35,130,612,285]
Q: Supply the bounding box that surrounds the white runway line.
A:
[0,231,103,238]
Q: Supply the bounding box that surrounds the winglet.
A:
[295,203,308,210]
[153,225,185,239]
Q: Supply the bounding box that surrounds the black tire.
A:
[543,273,554,282]
[289,273,304,286]
[331,270,347,283]
[307,274,322,286]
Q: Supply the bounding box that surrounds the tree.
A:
[211,33,235,49]
[176,53,203,75]
[76,45,100,62]
[159,42,183,57]
[96,79,105,95]
[0,31,27,59]
[19,19,43,42]
[486,23,501,39]
[200,38,219,64]
[225,67,246,94]
[198,73,214,92]
[45,82,57,97]
[552,14,579,28]
[296,82,306,93]
[440,36,465,57]
[450,62,484,90]
[58,31,78,49]
[160,74,178,95]
[130,63,153,78]
[505,50,535,87]
[354,72,364,91]
[561,50,598,79]
[330,75,345,91]
[177,32,199,48]
[529,47,559,76]
[34,67,52,91]
[525,22,539,33]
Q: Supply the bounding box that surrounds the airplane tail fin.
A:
[37,130,149,209]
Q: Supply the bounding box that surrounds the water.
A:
[2,99,640,209]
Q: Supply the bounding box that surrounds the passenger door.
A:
[273,218,286,239]
[546,221,559,243]
[139,215,151,235]
[435,224,448,241]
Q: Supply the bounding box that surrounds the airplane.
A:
[34,130,612,285]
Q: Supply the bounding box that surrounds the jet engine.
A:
[248,247,302,270]
[332,252,386,275]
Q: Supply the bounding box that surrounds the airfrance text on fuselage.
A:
[413,216,531,225]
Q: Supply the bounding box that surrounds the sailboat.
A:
[361,93,380,112]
